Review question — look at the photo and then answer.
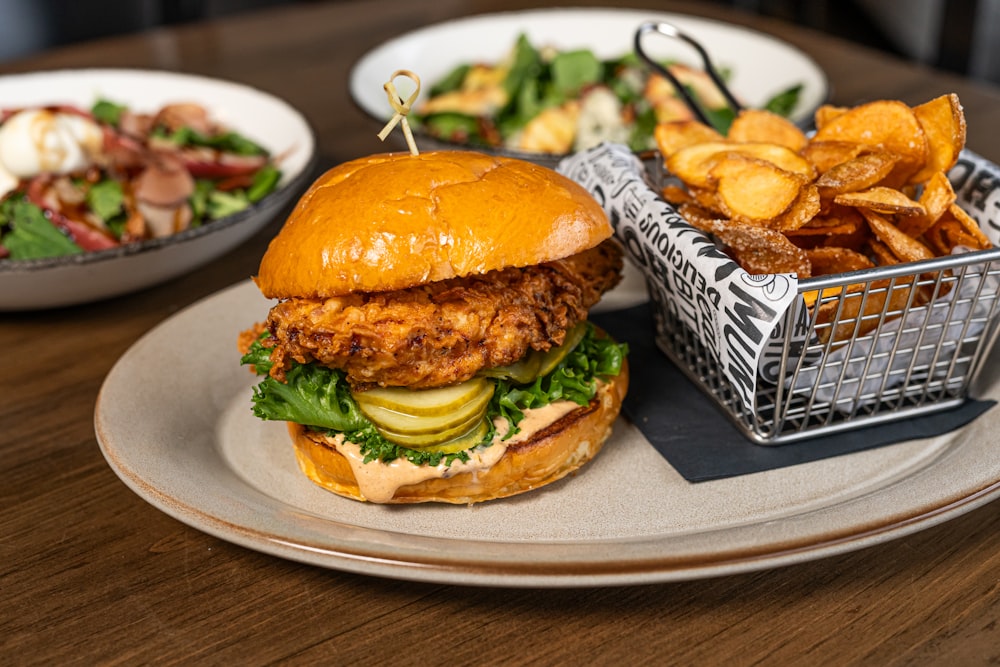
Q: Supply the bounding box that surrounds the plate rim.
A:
[94,280,1000,587]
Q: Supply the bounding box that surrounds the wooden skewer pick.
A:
[377,69,421,155]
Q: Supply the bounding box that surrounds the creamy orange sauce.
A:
[331,400,579,502]
[331,434,507,503]
[492,400,578,444]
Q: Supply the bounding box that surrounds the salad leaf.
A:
[91,98,127,126]
[764,83,803,117]
[86,179,125,222]
[419,112,487,146]
[702,105,737,135]
[247,164,281,203]
[499,33,545,133]
[429,64,471,96]
[550,49,603,98]
[155,126,269,156]
[628,106,659,151]
[189,179,215,221]
[0,197,82,260]
[207,190,250,219]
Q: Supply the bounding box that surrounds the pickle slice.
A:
[402,418,491,454]
[478,352,542,384]
[376,415,490,450]
[536,322,587,377]
[480,321,589,384]
[361,396,488,436]
[353,377,491,417]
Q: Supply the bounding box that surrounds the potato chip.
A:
[654,119,724,157]
[666,141,815,188]
[805,246,874,275]
[862,209,935,262]
[661,183,693,206]
[815,152,899,197]
[787,205,865,237]
[924,203,992,253]
[834,186,926,217]
[726,109,808,151]
[709,155,802,223]
[677,202,722,231]
[909,93,966,183]
[773,184,821,232]
[896,171,956,237]
[811,100,929,183]
[867,238,899,266]
[699,218,811,276]
[823,219,872,253]
[802,141,865,174]
[813,104,849,131]
[688,185,725,215]
[652,92,990,346]
[945,202,991,249]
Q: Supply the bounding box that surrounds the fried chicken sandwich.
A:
[238,150,628,504]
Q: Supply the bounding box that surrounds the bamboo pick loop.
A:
[377,69,421,155]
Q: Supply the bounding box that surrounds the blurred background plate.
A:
[0,68,316,311]
[350,7,829,163]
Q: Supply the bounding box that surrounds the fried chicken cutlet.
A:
[247,239,623,389]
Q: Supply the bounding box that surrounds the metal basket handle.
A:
[633,20,743,126]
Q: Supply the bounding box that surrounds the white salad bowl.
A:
[0,68,317,311]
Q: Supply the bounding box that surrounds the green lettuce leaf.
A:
[241,335,368,432]
[0,197,83,260]
[490,323,627,439]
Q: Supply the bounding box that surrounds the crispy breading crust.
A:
[256,240,622,389]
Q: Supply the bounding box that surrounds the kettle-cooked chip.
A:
[811,100,929,183]
[862,209,935,263]
[802,141,865,173]
[654,93,991,344]
[666,141,815,188]
[924,203,992,254]
[805,246,875,276]
[910,93,966,183]
[726,108,808,151]
[813,104,849,131]
[896,171,956,237]
[654,119,724,157]
[834,186,926,217]
[709,155,802,223]
[698,218,812,277]
[815,151,899,197]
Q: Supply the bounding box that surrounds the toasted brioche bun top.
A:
[255,151,611,299]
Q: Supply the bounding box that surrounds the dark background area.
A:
[0,0,994,84]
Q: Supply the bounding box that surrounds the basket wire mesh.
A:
[650,246,1000,444]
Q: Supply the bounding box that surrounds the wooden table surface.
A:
[5,0,1000,663]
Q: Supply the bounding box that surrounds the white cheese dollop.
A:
[0,158,18,199]
[0,109,103,179]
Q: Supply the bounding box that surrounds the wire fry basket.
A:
[651,246,1000,444]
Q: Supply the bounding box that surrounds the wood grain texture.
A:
[4,0,1000,664]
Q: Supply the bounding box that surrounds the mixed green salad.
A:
[413,33,802,154]
[0,98,281,261]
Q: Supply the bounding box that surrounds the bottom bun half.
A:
[289,362,628,504]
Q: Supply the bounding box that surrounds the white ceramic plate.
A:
[350,8,828,159]
[94,278,1000,587]
[0,69,317,311]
